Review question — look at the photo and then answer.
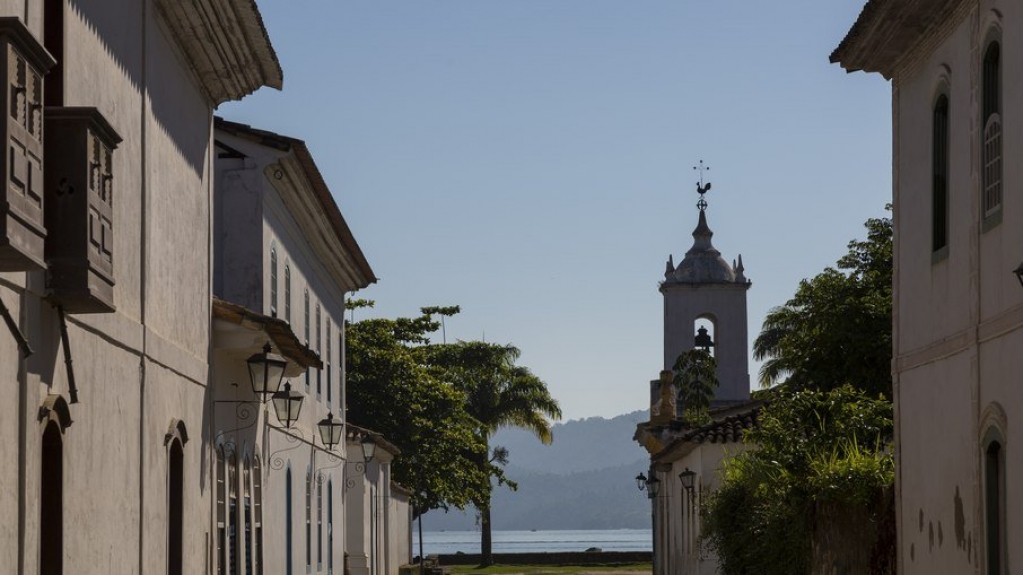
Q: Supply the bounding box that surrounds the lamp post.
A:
[247,342,288,402]
[679,467,696,502]
[272,382,304,428]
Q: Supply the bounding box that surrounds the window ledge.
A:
[982,208,1002,233]
[931,245,949,264]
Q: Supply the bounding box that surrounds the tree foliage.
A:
[345,306,561,536]
[753,210,893,397]
[702,386,894,575]
[425,340,562,565]
[672,348,718,426]
[345,312,490,514]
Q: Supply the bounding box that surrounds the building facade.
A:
[213,119,410,575]
[833,1,1021,572]
[0,1,280,574]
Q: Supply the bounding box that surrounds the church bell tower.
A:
[661,163,751,406]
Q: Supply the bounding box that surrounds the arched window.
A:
[40,422,63,575]
[244,457,253,575]
[985,439,1005,574]
[284,263,292,324]
[168,439,185,575]
[253,457,263,575]
[317,476,324,569]
[286,467,293,575]
[304,290,311,390]
[326,319,333,405]
[270,244,278,317]
[217,448,226,575]
[306,466,312,569]
[229,454,239,574]
[327,479,334,575]
[982,41,1001,220]
[316,303,322,397]
[932,93,949,252]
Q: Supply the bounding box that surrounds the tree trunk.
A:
[480,505,494,567]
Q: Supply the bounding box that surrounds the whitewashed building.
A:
[833,1,1022,573]
[213,118,410,575]
[0,1,280,574]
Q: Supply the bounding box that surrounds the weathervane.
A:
[693,160,711,211]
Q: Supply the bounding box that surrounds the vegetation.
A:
[701,386,894,575]
[753,209,892,397]
[449,563,651,575]
[345,304,561,567]
[345,307,490,514]
[671,348,718,426]
[426,341,562,566]
[705,209,897,574]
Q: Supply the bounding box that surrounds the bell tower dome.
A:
[661,165,751,406]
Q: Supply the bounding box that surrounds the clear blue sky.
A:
[222,0,890,421]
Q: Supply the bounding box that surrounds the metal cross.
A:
[693,160,712,210]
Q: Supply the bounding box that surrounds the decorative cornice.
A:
[155,0,283,104]
[214,118,377,292]
[830,0,966,79]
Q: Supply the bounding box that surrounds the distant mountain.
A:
[490,410,649,475]
[422,410,652,531]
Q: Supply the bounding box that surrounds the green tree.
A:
[753,210,893,397]
[702,386,894,575]
[426,341,562,566]
[672,348,718,426]
[345,311,490,515]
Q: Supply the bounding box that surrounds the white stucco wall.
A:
[890,0,1023,572]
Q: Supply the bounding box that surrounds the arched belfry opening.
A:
[660,164,751,406]
[694,316,717,356]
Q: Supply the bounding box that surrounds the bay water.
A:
[413,529,652,556]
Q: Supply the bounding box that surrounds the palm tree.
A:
[428,341,562,566]
[672,348,718,425]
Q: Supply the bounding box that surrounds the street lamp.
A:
[317,412,344,450]
[361,434,377,463]
[272,382,304,428]
[636,472,647,491]
[679,467,696,497]
[246,342,287,403]
[646,475,661,499]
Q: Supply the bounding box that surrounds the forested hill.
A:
[422,410,652,531]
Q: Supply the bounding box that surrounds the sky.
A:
[222,0,892,421]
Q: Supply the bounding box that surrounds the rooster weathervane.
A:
[694,160,711,211]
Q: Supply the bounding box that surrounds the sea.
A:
[412,529,652,556]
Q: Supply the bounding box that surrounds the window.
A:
[270,245,278,317]
[304,290,310,390]
[254,457,264,575]
[244,458,253,575]
[327,480,334,574]
[985,439,1005,574]
[217,449,227,575]
[230,455,239,574]
[932,94,949,253]
[326,320,332,405]
[168,440,185,575]
[286,467,293,575]
[40,422,63,575]
[317,478,323,569]
[306,467,312,570]
[982,41,1001,219]
[43,0,64,106]
[316,304,322,397]
[284,264,292,324]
